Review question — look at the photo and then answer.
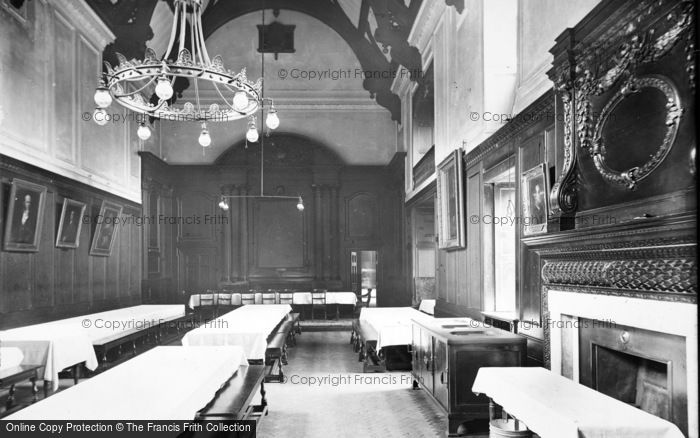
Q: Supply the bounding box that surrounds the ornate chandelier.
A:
[93,0,279,146]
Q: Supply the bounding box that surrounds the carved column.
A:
[240,185,249,282]
[322,185,332,280]
[313,185,323,280]
[330,186,340,280]
[220,184,234,283]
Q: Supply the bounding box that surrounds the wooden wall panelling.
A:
[466,163,483,311]
[0,155,142,329]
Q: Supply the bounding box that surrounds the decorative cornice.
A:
[464,90,554,167]
[48,0,115,48]
[407,0,446,58]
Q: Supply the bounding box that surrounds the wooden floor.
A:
[256,330,449,438]
[2,325,457,437]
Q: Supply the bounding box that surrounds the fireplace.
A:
[579,318,687,435]
[547,291,697,437]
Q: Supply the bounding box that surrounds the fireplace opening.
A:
[593,345,670,420]
[579,318,687,435]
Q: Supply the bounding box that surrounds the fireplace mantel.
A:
[523,212,697,436]
[523,212,697,304]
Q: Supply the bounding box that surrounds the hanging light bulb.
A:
[218,197,229,211]
[198,122,212,147]
[93,81,112,108]
[137,123,151,140]
[93,108,108,126]
[155,75,173,100]
[233,91,249,111]
[265,107,279,130]
[246,118,259,143]
[296,196,304,211]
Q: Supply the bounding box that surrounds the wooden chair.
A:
[241,291,256,305]
[262,291,277,305]
[311,289,327,320]
[278,291,294,305]
[217,293,234,316]
[198,291,217,321]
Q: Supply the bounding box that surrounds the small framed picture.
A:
[3,179,47,252]
[90,200,122,256]
[522,163,549,236]
[436,149,466,249]
[56,198,87,249]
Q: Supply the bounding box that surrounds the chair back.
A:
[217,293,233,306]
[262,292,277,305]
[200,291,216,307]
[279,291,294,305]
[241,291,256,305]
[311,289,327,305]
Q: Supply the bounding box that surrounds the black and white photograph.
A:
[89,200,122,257]
[55,198,86,249]
[521,163,549,236]
[2,178,47,252]
[0,0,696,437]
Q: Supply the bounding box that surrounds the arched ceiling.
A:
[151,10,399,165]
[86,0,464,120]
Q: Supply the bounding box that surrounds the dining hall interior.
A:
[0,0,697,437]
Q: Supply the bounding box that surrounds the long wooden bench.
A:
[0,365,41,415]
[264,320,295,383]
[196,364,267,428]
[93,312,196,369]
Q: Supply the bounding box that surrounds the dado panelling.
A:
[0,155,142,329]
[142,134,407,305]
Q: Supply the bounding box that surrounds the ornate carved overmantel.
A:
[546,0,696,221]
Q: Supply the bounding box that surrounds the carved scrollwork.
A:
[549,77,578,217]
[590,75,683,190]
[575,1,693,187]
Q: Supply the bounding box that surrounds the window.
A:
[483,157,516,311]
[411,63,434,165]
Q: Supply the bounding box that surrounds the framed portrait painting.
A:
[3,179,47,252]
[436,149,465,249]
[56,198,87,249]
[90,200,122,256]
[521,163,549,236]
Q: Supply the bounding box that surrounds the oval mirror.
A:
[591,75,683,190]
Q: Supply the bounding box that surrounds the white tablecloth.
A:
[292,292,357,305]
[0,347,24,370]
[359,307,435,350]
[472,367,685,438]
[418,299,436,315]
[182,304,291,360]
[6,346,248,420]
[0,305,185,389]
[188,292,357,308]
[0,325,97,390]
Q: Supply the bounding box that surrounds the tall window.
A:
[411,63,434,165]
[483,157,516,311]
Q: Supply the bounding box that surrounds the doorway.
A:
[351,250,378,307]
[410,195,437,304]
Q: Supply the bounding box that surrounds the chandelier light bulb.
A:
[93,86,112,108]
[218,198,229,211]
[265,109,280,130]
[137,123,151,140]
[246,125,259,143]
[296,196,304,211]
[155,76,174,100]
[198,124,212,147]
[233,91,249,111]
[93,108,108,126]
